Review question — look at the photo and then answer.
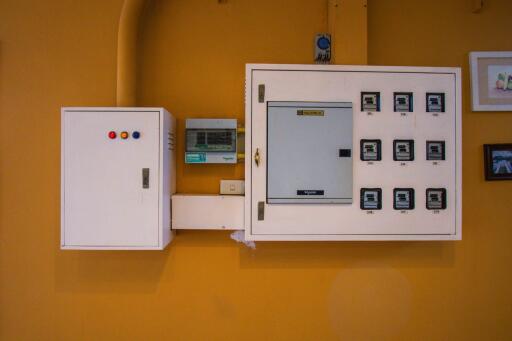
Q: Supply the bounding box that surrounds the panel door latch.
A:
[254,148,261,167]
[142,168,150,188]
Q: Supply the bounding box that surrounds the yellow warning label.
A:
[297,109,324,116]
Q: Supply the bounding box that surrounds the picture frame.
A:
[470,51,512,111]
[483,144,512,181]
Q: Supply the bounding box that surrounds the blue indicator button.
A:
[132,131,141,139]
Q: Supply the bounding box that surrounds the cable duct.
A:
[116,0,146,106]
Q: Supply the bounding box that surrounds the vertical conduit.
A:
[116,0,146,107]
[327,0,338,62]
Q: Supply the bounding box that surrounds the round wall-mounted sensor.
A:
[317,36,330,50]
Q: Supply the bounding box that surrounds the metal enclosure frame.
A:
[61,107,176,250]
[245,64,462,241]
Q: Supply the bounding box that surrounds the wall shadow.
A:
[54,246,172,294]
[170,230,456,270]
[238,239,456,270]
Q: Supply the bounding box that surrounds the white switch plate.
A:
[220,180,245,195]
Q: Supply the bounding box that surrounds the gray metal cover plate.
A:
[267,101,353,204]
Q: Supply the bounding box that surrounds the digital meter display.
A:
[393,188,415,210]
[361,92,380,112]
[393,92,413,112]
[360,139,382,161]
[426,141,445,160]
[393,139,415,161]
[186,129,236,152]
[185,119,238,164]
[426,188,446,210]
[426,93,445,112]
[360,188,382,210]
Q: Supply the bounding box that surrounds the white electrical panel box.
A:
[245,64,462,241]
[61,107,176,250]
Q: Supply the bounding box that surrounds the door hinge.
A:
[257,201,265,220]
[258,84,265,103]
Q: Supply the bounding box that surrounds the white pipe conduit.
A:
[116,0,146,106]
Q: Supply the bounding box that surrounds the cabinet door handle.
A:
[142,168,149,188]
[254,148,261,167]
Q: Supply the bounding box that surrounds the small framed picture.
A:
[484,144,512,180]
[470,51,512,111]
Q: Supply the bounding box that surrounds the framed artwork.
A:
[484,144,512,181]
[470,51,512,111]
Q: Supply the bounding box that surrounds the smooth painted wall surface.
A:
[1,0,512,339]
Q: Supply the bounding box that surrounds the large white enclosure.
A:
[61,107,176,249]
[245,64,462,241]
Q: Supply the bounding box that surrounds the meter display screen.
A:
[360,188,382,210]
[186,129,236,152]
[426,93,445,112]
[426,188,446,210]
[393,140,415,161]
[360,139,382,161]
[393,188,415,210]
[361,92,380,112]
[393,92,413,112]
[426,140,445,160]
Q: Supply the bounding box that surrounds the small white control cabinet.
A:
[185,119,237,164]
[61,107,176,249]
[245,64,462,241]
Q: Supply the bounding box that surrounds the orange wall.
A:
[1,0,512,339]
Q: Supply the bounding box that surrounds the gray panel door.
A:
[267,102,353,204]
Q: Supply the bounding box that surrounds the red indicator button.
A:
[108,131,117,139]
[120,131,129,139]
